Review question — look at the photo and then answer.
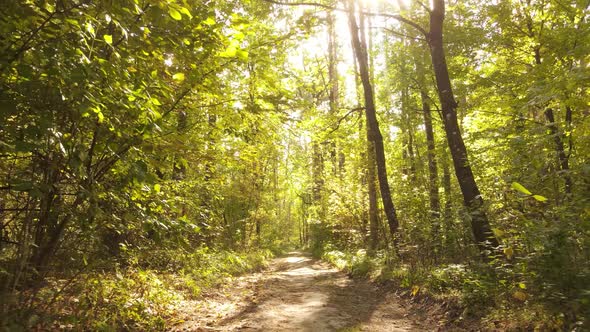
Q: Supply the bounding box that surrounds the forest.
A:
[1,0,589,330]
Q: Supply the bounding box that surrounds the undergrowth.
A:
[2,248,273,331]
[315,244,588,331]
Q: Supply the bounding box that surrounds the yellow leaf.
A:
[203,16,216,25]
[513,291,527,301]
[411,285,420,296]
[154,184,161,193]
[492,228,505,238]
[103,34,113,45]
[533,195,547,202]
[518,283,526,289]
[511,182,532,195]
[127,66,137,73]
[172,73,185,82]
[503,247,514,259]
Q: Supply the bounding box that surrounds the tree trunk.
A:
[327,11,341,176]
[367,135,379,251]
[403,89,417,179]
[347,0,400,240]
[354,11,379,251]
[311,141,324,205]
[441,145,452,226]
[428,0,499,252]
[544,108,572,197]
[421,95,441,215]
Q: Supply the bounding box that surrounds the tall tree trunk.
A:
[414,52,441,223]
[401,89,417,179]
[422,94,440,220]
[544,108,572,197]
[327,11,341,176]
[354,12,379,251]
[428,0,499,252]
[347,0,400,241]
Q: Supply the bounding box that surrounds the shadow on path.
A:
[213,251,423,331]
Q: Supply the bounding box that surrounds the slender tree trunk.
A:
[352,12,379,251]
[414,51,442,223]
[312,141,324,205]
[327,11,341,176]
[347,0,399,241]
[404,89,417,178]
[401,132,409,176]
[421,94,440,220]
[367,137,379,251]
[428,0,499,252]
[544,108,572,197]
[441,146,452,224]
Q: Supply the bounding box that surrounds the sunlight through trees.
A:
[1,0,589,329]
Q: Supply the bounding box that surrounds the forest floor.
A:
[170,251,452,332]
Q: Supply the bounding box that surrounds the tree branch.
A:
[261,0,429,37]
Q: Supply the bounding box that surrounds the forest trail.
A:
[172,251,430,332]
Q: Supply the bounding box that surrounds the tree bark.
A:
[544,108,572,197]
[428,0,499,251]
[367,135,379,251]
[347,0,399,240]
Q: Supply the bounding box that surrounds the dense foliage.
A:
[1,0,589,329]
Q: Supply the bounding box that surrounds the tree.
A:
[346,0,400,243]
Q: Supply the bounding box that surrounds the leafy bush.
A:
[1,248,273,331]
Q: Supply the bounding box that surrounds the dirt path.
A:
[172,252,431,331]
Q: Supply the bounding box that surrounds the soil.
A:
[170,251,446,332]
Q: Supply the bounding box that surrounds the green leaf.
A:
[180,7,193,19]
[44,3,55,12]
[533,195,547,202]
[154,184,161,193]
[150,97,162,106]
[103,34,113,45]
[203,17,216,25]
[172,73,185,82]
[169,8,182,20]
[511,182,532,195]
[236,49,249,61]
[219,47,237,58]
